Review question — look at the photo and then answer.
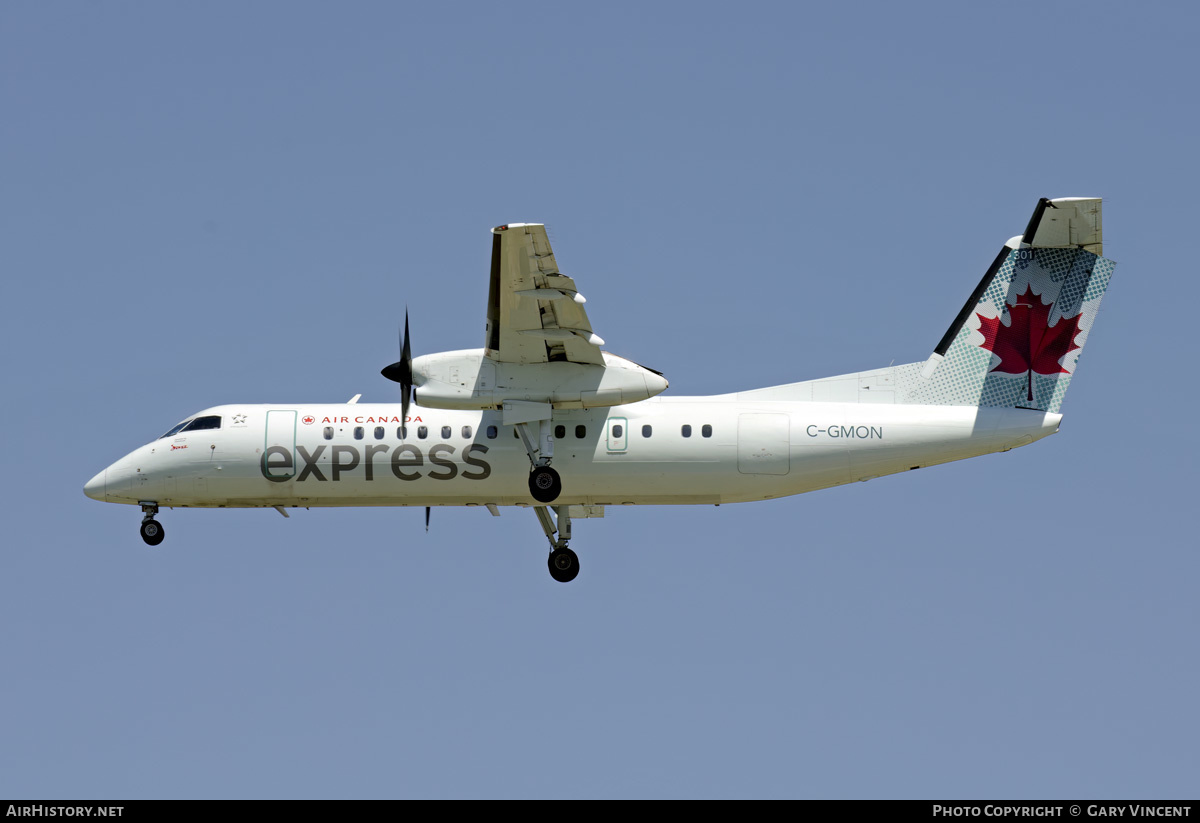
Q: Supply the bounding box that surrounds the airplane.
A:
[84,197,1115,582]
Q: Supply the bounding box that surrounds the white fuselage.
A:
[85,396,1060,510]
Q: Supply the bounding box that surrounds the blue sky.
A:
[2,2,1197,799]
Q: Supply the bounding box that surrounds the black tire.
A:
[140,519,165,547]
[548,547,579,583]
[528,466,562,503]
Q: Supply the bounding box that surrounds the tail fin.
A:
[903,197,1115,413]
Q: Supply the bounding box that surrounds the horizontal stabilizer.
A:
[1010,197,1103,255]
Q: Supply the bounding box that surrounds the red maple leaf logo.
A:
[977,285,1084,401]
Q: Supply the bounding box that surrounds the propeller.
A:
[380,310,413,424]
[425,506,431,532]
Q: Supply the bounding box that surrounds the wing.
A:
[484,223,605,365]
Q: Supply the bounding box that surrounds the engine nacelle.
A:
[411,349,668,410]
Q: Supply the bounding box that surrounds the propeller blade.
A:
[425,506,430,533]
[380,309,414,423]
[400,310,412,383]
[401,311,412,423]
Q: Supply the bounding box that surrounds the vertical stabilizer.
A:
[904,197,1115,413]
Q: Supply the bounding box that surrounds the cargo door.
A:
[737,413,790,475]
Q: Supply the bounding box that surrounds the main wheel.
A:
[548,547,579,583]
[528,466,562,503]
[140,519,165,546]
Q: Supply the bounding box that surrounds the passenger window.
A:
[374,426,385,440]
[397,426,408,439]
[612,424,623,438]
[487,425,498,439]
[354,427,364,440]
[323,427,334,441]
[462,426,472,439]
[702,424,712,438]
[682,425,692,438]
[181,415,221,433]
[554,425,566,439]
[575,425,586,438]
[418,426,428,439]
[441,426,451,440]
[642,425,652,438]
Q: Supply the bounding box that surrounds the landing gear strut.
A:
[535,505,579,583]
[139,502,164,546]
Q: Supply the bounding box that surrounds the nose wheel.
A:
[140,520,165,546]
[139,502,165,546]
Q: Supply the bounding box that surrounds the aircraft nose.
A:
[84,469,106,501]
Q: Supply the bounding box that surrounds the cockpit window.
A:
[181,415,221,433]
[159,420,192,439]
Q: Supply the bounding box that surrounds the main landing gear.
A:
[535,505,579,583]
[139,502,165,546]
[515,420,562,504]
[510,414,580,579]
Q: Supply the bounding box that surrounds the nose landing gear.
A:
[139,502,165,546]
